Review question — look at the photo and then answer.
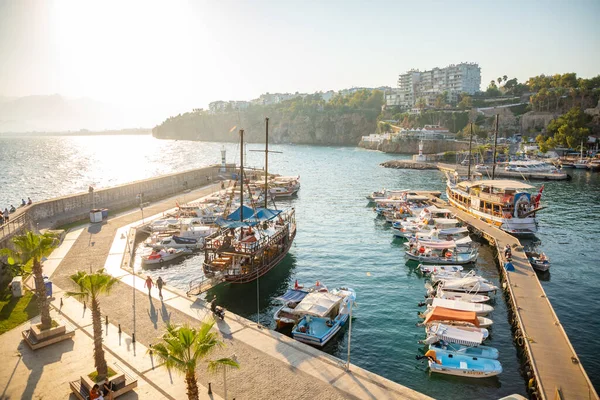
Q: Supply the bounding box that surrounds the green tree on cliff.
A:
[536,107,591,150]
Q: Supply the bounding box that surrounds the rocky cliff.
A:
[152,109,378,145]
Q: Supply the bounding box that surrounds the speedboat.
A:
[141,248,192,265]
[424,349,502,378]
[430,341,499,359]
[291,287,356,347]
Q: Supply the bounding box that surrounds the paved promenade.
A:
[2,183,431,400]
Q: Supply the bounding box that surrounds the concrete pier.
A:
[428,196,598,400]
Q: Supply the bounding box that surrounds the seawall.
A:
[359,138,471,154]
[25,164,235,229]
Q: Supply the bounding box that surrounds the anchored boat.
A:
[423,349,502,378]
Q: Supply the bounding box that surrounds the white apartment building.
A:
[387,63,481,109]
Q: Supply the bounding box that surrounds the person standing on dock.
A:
[156,276,165,299]
[144,276,154,296]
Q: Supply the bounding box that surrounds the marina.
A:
[2,136,600,399]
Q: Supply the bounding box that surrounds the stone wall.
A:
[26,164,235,229]
[359,138,471,154]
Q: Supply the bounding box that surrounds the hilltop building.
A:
[386,63,481,109]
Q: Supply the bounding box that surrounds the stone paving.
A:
[2,182,432,400]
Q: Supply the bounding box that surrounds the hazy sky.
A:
[0,0,599,126]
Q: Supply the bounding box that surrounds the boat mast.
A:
[467,122,473,178]
[265,117,269,209]
[491,114,499,180]
[240,129,244,222]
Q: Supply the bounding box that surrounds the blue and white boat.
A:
[430,342,499,360]
[424,349,502,378]
[291,287,356,347]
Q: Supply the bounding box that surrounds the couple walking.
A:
[144,276,165,298]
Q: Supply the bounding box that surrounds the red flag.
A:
[533,184,544,207]
[294,280,299,290]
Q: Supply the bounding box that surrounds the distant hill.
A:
[0,94,146,132]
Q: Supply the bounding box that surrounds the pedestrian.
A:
[27,197,32,205]
[21,198,26,207]
[144,276,153,296]
[3,208,9,222]
[156,276,165,299]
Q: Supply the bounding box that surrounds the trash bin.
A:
[10,276,23,298]
[44,279,53,297]
[101,209,109,219]
[90,209,102,223]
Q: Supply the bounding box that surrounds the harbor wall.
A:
[26,164,236,229]
[359,138,471,154]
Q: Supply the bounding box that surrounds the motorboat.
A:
[405,241,479,265]
[424,323,488,346]
[419,306,493,328]
[147,235,203,250]
[525,249,551,272]
[291,287,356,347]
[418,264,463,275]
[149,219,180,233]
[367,188,408,201]
[273,281,328,329]
[141,248,192,265]
[406,226,470,242]
[504,160,559,173]
[429,277,498,295]
[435,287,490,304]
[429,270,491,285]
[404,235,472,249]
[423,349,502,378]
[426,298,494,317]
[430,341,499,360]
[446,173,544,237]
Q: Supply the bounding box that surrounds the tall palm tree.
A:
[152,321,239,400]
[497,77,503,86]
[1,231,58,330]
[66,269,118,382]
[503,75,508,83]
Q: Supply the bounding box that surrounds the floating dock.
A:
[428,196,598,400]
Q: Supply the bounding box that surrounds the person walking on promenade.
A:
[144,276,154,296]
[3,208,8,222]
[156,276,165,299]
[27,197,32,205]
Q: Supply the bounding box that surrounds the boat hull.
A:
[292,314,348,347]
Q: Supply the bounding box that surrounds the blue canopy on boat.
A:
[251,208,282,221]
[227,205,255,221]
[275,289,308,303]
[214,218,257,228]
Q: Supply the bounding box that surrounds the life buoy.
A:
[159,258,164,264]
[236,243,242,251]
[214,240,221,247]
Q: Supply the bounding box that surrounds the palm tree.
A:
[497,77,503,86]
[66,269,118,382]
[503,75,508,83]
[1,231,58,330]
[152,321,239,400]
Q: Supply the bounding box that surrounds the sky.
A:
[0,0,599,128]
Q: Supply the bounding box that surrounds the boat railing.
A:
[187,272,224,296]
[478,192,504,203]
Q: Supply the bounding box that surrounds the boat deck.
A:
[437,163,570,181]
[429,196,598,400]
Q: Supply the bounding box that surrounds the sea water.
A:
[1,134,599,399]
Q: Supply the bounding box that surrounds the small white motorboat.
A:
[430,342,499,360]
[436,287,490,303]
[424,323,488,346]
[418,264,463,275]
[141,248,192,265]
[147,235,203,250]
[419,306,494,328]
[432,277,498,295]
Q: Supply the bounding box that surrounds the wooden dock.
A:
[429,196,598,400]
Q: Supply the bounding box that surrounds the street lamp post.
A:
[223,354,237,400]
[137,193,144,224]
[346,301,354,371]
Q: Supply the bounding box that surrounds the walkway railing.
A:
[0,213,30,242]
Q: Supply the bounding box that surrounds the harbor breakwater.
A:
[358,137,471,154]
[20,164,234,230]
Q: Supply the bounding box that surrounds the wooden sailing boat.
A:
[202,120,297,283]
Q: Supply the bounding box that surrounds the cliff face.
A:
[152,110,376,145]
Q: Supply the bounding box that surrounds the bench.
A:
[69,363,138,400]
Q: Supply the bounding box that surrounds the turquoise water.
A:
[1,135,599,399]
